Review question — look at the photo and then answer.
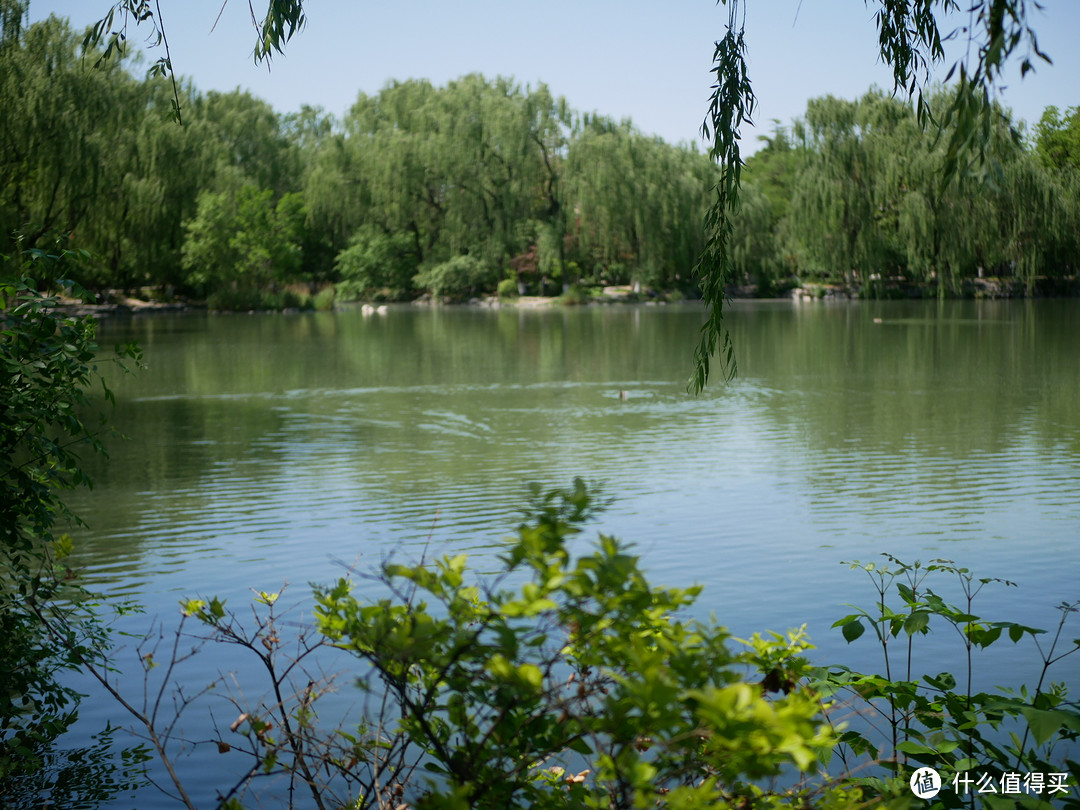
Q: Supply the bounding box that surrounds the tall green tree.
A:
[76,78,220,290]
[333,224,418,300]
[776,89,1075,292]
[181,182,305,294]
[695,0,1055,384]
[194,89,299,196]
[564,122,714,290]
[0,11,134,253]
[309,76,574,298]
[75,0,1062,380]
[1033,105,1080,175]
[786,92,916,286]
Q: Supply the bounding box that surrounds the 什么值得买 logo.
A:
[910,767,942,799]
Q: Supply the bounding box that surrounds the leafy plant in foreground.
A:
[0,246,141,797]
[313,480,851,809]
[97,485,1080,809]
[817,555,1080,808]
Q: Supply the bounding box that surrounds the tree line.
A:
[1,12,1078,308]
[736,90,1080,296]
[0,12,717,307]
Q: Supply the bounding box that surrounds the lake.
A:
[52,299,1080,808]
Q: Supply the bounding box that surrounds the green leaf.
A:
[895,740,936,756]
[903,611,930,635]
[209,597,226,620]
[567,737,593,755]
[1021,707,1070,746]
[842,620,865,643]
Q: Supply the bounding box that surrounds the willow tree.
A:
[785,93,909,285]
[306,78,459,290]
[1030,106,1080,276]
[727,181,784,291]
[563,121,714,290]
[75,78,224,290]
[0,12,136,257]
[694,0,1052,385]
[420,75,551,275]
[784,90,983,290]
[0,5,299,291]
[1034,106,1080,175]
[192,89,299,197]
[762,89,1071,293]
[335,79,445,268]
[304,76,572,298]
[525,84,572,286]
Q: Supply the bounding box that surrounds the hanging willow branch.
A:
[250,0,306,63]
[81,1,183,122]
[82,0,307,124]
[692,0,754,392]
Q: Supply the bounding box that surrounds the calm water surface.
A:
[57,300,1080,808]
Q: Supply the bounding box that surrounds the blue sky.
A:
[27,1,1080,153]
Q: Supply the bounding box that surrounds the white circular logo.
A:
[910,767,942,799]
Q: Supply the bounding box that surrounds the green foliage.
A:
[0,247,140,786]
[692,0,1061,388]
[205,286,311,312]
[815,554,1080,807]
[181,183,305,295]
[313,480,843,808]
[64,481,1079,809]
[563,123,715,290]
[729,89,1080,296]
[11,4,1073,322]
[312,285,335,311]
[413,254,495,300]
[1,15,303,291]
[334,225,418,301]
[555,283,591,306]
[52,0,1068,387]
[307,76,712,303]
[0,13,140,255]
[728,182,785,292]
[1034,106,1080,176]
[691,0,756,390]
[197,89,301,196]
[496,277,519,299]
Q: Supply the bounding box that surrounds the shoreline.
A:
[52,275,1080,319]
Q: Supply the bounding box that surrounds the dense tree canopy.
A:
[1034,105,1080,175]
[0,0,1075,321]
[733,89,1080,294]
[8,0,1059,381]
[0,16,720,302]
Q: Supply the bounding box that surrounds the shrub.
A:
[334,226,418,300]
[555,283,590,305]
[206,287,265,311]
[83,482,1079,809]
[496,277,519,299]
[815,555,1080,806]
[412,254,496,300]
[311,480,843,809]
[312,285,336,311]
